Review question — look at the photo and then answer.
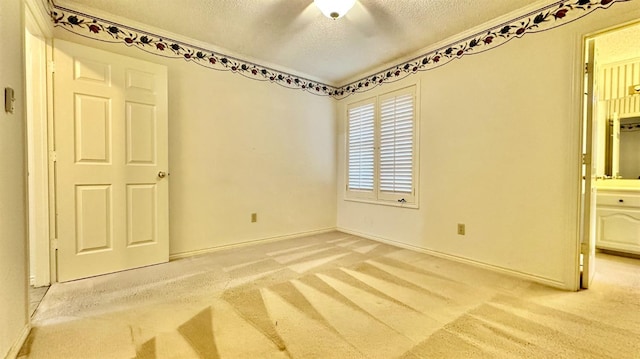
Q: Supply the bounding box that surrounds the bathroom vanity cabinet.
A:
[596,189,640,255]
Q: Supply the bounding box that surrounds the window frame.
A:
[345,84,419,208]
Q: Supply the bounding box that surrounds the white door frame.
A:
[576,19,640,290]
[579,37,597,290]
[24,0,54,286]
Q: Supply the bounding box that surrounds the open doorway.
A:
[581,20,640,289]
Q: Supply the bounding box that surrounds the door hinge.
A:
[584,63,589,74]
[582,153,591,165]
[49,151,57,162]
[48,60,55,74]
[51,238,58,250]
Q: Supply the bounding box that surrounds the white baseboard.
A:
[337,227,570,290]
[169,228,337,261]
[4,324,31,359]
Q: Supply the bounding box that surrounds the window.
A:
[346,85,418,206]
[348,102,375,192]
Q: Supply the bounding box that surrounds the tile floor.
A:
[29,286,49,317]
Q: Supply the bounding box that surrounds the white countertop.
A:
[596,179,640,192]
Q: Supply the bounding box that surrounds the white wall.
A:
[0,0,29,357]
[52,32,337,257]
[337,4,640,290]
[166,65,336,255]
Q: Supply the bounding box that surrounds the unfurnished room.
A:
[2,0,640,358]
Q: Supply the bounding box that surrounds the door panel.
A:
[127,184,156,247]
[126,69,155,92]
[76,185,112,253]
[73,57,111,84]
[126,102,157,164]
[74,94,111,163]
[54,40,168,282]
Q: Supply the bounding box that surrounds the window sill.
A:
[343,196,419,209]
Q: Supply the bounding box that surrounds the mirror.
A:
[605,114,640,179]
[593,22,640,181]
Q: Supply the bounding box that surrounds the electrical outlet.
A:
[457,223,465,235]
[251,213,257,223]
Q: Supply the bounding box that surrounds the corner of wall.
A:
[24,0,53,36]
[3,324,31,359]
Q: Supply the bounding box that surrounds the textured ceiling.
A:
[57,0,539,85]
[596,22,640,65]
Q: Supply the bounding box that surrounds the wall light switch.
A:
[5,87,15,114]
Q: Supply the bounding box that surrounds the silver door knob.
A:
[158,171,167,179]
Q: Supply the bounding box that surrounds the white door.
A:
[54,40,169,282]
[581,38,597,289]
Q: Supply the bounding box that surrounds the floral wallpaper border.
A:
[341,0,630,97]
[50,0,630,99]
[50,4,340,97]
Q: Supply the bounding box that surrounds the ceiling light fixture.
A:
[314,0,356,20]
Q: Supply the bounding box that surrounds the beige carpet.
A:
[19,231,640,358]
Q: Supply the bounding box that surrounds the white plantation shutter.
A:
[379,90,414,197]
[345,85,418,205]
[348,101,375,193]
